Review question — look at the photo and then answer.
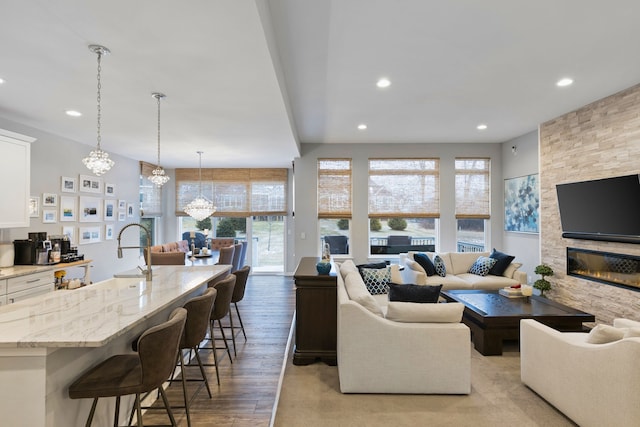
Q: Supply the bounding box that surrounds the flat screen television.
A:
[555,174,640,244]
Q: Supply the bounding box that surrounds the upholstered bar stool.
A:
[230,242,242,272]
[68,308,187,427]
[230,265,251,345]
[202,274,236,385]
[174,287,217,427]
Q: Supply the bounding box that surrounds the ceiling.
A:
[1,1,640,169]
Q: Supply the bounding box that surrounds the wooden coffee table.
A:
[441,290,595,356]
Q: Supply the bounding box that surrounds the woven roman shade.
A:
[455,158,490,219]
[175,168,287,217]
[140,161,163,217]
[317,159,352,219]
[368,159,440,218]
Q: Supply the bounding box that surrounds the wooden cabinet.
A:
[293,257,337,366]
[0,129,35,228]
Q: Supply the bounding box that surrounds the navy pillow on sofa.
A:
[488,248,515,276]
[388,282,442,303]
[414,253,436,276]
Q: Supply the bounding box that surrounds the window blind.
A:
[175,168,287,217]
[455,158,490,219]
[368,158,440,218]
[140,161,162,217]
[317,159,352,219]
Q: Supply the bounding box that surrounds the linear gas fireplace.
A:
[567,247,640,292]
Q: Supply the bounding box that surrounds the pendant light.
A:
[83,44,115,176]
[148,92,170,187]
[183,151,216,221]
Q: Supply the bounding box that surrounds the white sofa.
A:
[520,318,640,427]
[336,260,471,394]
[401,251,527,290]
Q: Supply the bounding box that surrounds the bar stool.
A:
[68,307,187,427]
[216,245,235,266]
[202,274,236,385]
[174,287,217,427]
[230,265,251,345]
[230,242,243,272]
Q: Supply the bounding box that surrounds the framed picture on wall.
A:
[504,173,539,233]
[105,183,116,196]
[42,193,58,207]
[79,196,102,222]
[43,209,57,223]
[59,196,77,222]
[79,226,101,244]
[105,223,114,240]
[118,211,126,221]
[104,199,115,221]
[62,226,75,244]
[61,176,77,193]
[29,197,39,218]
[79,175,102,194]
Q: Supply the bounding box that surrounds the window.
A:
[318,159,352,255]
[368,159,439,255]
[140,161,162,218]
[455,158,490,252]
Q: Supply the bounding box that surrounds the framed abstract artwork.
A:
[504,173,539,233]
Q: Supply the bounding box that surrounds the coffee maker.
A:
[13,232,50,265]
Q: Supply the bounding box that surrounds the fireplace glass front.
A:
[567,247,640,291]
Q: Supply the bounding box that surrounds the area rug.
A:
[271,320,576,427]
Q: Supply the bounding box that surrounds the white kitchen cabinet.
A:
[6,271,53,303]
[0,280,6,306]
[0,129,35,228]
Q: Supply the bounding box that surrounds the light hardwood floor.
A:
[142,274,296,427]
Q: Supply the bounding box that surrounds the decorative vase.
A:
[316,261,331,275]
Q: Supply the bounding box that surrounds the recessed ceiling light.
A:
[556,77,573,87]
[0,77,5,84]
[477,124,488,130]
[65,110,82,117]
[357,124,367,130]
[376,78,391,88]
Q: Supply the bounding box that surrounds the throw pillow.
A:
[343,272,384,317]
[433,255,447,277]
[503,262,522,279]
[356,261,387,279]
[488,248,516,276]
[469,256,498,276]
[586,324,625,344]
[387,282,442,303]
[414,253,436,276]
[385,301,464,323]
[361,267,391,295]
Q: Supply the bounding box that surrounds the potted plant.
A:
[534,264,554,296]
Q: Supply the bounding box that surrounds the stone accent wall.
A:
[539,83,640,325]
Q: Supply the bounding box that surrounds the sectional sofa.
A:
[336,259,471,394]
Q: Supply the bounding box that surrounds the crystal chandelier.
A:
[184,151,216,221]
[148,92,170,187]
[83,45,115,176]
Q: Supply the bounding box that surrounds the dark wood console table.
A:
[293,257,337,366]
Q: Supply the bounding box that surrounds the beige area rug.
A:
[272,326,576,427]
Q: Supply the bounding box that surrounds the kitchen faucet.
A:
[117,223,152,281]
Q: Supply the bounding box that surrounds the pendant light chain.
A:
[148,92,169,187]
[96,50,102,150]
[156,93,161,166]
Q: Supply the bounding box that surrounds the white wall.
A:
[0,117,141,282]
[293,142,508,267]
[501,130,540,282]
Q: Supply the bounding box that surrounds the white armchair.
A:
[520,319,640,427]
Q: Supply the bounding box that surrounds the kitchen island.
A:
[0,264,230,427]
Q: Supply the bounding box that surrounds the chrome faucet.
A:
[117,222,152,281]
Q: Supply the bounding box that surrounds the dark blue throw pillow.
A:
[388,282,442,303]
[488,248,515,276]
[414,253,436,276]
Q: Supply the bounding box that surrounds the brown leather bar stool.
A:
[68,307,187,427]
[202,274,236,385]
[216,245,235,266]
[230,265,250,345]
[174,287,217,427]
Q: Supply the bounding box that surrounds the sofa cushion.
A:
[488,248,516,276]
[361,267,391,295]
[385,301,464,323]
[356,261,387,276]
[586,324,625,344]
[339,259,359,277]
[456,273,518,290]
[469,256,498,276]
[343,272,384,317]
[503,262,523,279]
[388,283,442,303]
[624,327,640,338]
[433,255,447,277]
[448,251,490,275]
[414,253,436,276]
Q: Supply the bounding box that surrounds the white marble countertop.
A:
[0,264,229,348]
